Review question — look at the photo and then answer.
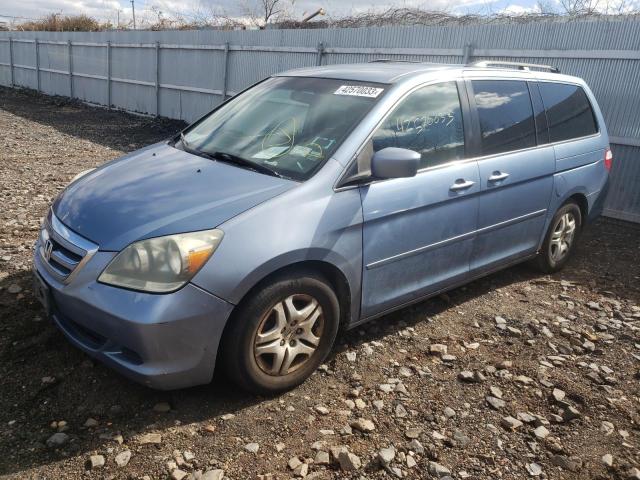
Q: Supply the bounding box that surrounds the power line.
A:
[0,13,38,20]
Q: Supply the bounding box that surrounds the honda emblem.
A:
[43,239,54,262]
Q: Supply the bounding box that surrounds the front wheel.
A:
[221,271,340,395]
[534,202,582,273]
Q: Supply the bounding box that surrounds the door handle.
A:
[488,171,510,182]
[450,179,475,191]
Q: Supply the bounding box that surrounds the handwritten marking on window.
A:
[394,112,455,134]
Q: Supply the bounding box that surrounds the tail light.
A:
[604,148,613,172]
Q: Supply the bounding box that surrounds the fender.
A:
[218,246,361,325]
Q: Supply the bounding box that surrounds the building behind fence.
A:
[0,21,638,222]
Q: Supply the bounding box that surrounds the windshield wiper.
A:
[176,134,284,179]
[177,131,197,154]
[208,151,284,178]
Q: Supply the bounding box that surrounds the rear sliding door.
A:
[466,79,555,273]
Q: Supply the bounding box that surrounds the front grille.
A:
[52,302,144,365]
[37,210,98,284]
[54,307,107,349]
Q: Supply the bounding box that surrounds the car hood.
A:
[53,143,296,251]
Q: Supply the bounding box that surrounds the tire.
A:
[534,202,582,273]
[221,271,340,395]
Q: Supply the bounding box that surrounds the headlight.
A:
[98,229,224,293]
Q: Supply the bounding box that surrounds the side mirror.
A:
[371,147,420,179]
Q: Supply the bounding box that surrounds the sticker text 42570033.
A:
[334,85,384,98]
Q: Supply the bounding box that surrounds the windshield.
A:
[180,76,386,181]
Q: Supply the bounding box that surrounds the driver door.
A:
[359,81,480,318]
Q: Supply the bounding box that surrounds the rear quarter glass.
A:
[538,82,598,143]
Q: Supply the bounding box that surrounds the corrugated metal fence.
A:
[0,21,638,222]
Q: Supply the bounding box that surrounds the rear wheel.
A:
[534,202,582,273]
[221,271,340,395]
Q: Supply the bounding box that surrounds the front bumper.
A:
[34,247,234,390]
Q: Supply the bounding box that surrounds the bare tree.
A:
[558,0,603,14]
[18,13,112,31]
[261,0,284,23]
[536,0,559,14]
[603,0,638,13]
[239,0,295,26]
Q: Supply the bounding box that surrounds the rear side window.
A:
[472,80,536,156]
[539,82,598,142]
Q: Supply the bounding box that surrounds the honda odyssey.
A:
[33,61,611,394]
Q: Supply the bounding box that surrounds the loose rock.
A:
[428,461,451,478]
[138,433,162,445]
[486,395,506,410]
[46,432,69,448]
[501,416,523,430]
[115,450,132,467]
[337,451,361,471]
[244,442,259,453]
[202,470,225,480]
[527,463,543,476]
[378,446,396,464]
[87,455,105,470]
[350,418,375,432]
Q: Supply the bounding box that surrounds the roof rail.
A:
[369,59,422,63]
[470,60,560,73]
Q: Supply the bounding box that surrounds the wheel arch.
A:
[566,192,588,226]
[221,257,356,339]
[214,258,355,375]
[538,188,590,251]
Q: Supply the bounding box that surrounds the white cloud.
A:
[499,3,540,14]
[1,0,130,25]
[2,0,496,26]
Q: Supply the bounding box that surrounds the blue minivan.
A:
[33,61,611,393]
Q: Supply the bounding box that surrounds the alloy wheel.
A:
[549,212,576,262]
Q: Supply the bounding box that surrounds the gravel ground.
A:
[1,86,640,480]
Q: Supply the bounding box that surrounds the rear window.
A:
[539,82,598,143]
[472,80,536,156]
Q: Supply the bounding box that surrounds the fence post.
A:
[316,41,325,66]
[8,37,14,87]
[155,41,160,117]
[462,43,474,65]
[35,38,40,92]
[106,40,111,109]
[68,40,74,98]
[221,42,230,101]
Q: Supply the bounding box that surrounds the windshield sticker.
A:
[290,145,313,157]
[252,146,289,159]
[334,85,384,98]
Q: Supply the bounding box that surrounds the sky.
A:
[0,0,634,27]
[0,0,547,27]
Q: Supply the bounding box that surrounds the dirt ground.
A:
[1,86,639,480]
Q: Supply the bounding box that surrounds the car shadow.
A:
[0,268,262,475]
[0,220,636,474]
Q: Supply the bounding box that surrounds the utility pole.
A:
[130,0,136,29]
[116,9,121,29]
